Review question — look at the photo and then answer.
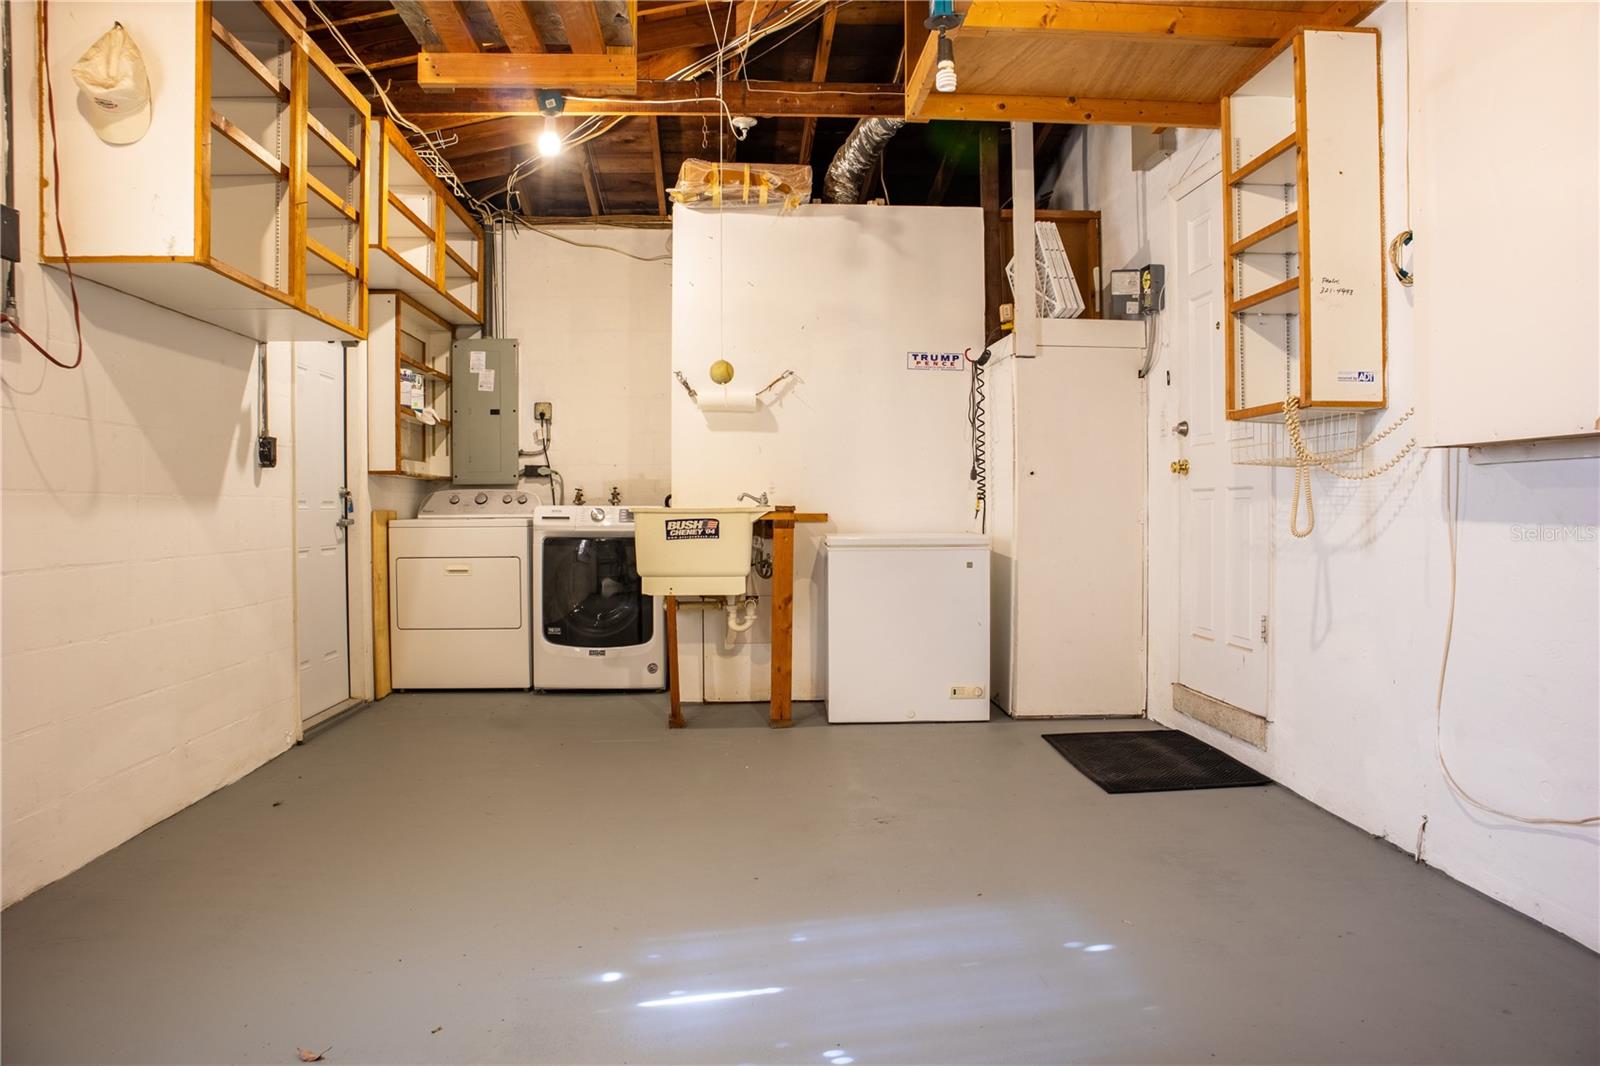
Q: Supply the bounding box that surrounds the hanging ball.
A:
[709,359,735,385]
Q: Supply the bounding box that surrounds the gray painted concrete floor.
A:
[3,693,1596,1065]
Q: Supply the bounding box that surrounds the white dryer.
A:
[533,506,665,690]
[388,489,536,689]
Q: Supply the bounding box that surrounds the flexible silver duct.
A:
[823,117,905,203]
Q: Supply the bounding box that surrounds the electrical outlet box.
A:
[0,205,19,264]
[949,685,985,699]
[534,402,553,422]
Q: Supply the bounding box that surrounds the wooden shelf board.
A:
[211,18,289,101]
[400,408,451,428]
[444,243,479,280]
[1230,212,1300,256]
[1230,134,1298,186]
[210,112,289,180]
[307,237,358,278]
[386,192,437,241]
[307,172,359,221]
[369,248,483,326]
[1230,276,1300,316]
[400,355,450,382]
[306,113,359,169]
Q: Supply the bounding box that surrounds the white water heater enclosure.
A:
[824,534,990,723]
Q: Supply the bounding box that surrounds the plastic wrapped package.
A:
[668,159,812,212]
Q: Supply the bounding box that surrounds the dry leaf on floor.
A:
[297,1047,329,1062]
[431,1027,443,1034]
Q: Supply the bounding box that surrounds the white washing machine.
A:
[533,505,665,690]
[388,489,537,689]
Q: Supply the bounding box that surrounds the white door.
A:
[1176,176,1270,713]
[294,341,351,720]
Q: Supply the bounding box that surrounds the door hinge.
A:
[1259,615,1269,645]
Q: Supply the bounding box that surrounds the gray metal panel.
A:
[450,338,520,485]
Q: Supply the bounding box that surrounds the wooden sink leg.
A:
[769,516,795,728]
[666,594,685,728]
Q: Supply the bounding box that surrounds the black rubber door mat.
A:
[1042,729,1272,794]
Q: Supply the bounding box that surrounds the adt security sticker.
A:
[907,351,966,371]
[1336,370,1377,384]
[665,517,721,540]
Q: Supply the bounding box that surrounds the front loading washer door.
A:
[541,536,655,648]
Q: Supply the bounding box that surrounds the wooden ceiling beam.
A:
[488,1,545,52]
[955,1,1374,47]
[649,116,668,215]
[796,2,837,166]
[384,80,904,127]
[580,143,605,214]
[437,117,540,157]
[917,92,1219,128]
[418,50,638,92]
[392,1,480,51]
[556,1,609,53]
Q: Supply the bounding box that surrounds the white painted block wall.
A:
[1051,1,1599,949]
[1,2,297,906]
[499,226,673,506]
[670,205,986,701]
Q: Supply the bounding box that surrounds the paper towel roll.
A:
[696,388,760,413]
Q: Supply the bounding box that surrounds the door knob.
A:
[1170,459,1191,475]
[1175,420,1190,437]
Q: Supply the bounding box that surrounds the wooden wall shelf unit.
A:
[39,0,368,341]
[367,119,485,326]
[1222,28,1385,421]
[368,291,453,480]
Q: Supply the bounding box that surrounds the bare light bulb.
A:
[935,32,957,93]
[537,119,563,158]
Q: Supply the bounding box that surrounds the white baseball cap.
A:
[71,23,151,145]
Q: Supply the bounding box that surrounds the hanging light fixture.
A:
[535,88,565,157]
[537,115,563,158]
[925,0,963,93]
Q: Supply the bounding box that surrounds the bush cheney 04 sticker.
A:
[665,517,721,540]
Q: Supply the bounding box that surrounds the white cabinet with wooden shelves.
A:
[1222,28,1385,421]
[39,0,369,340]
[367,119,484,327]
[368,292,453,480]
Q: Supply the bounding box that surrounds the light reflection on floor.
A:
[588,901,1136,1064]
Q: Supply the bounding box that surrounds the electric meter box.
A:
[1108,265,1165,320]
[450,338,520,485]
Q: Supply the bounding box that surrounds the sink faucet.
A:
[737,491,769,506]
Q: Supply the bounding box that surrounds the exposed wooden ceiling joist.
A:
[487,1,544,53]
[382,80,903,128]
[918,93,1219,128]
[392,0,479,51]
[796,2,838,166]
[556,0,610,53]
[418,50,638,92]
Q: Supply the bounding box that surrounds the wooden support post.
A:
[665,595,685,728]
[979,123,1003,340]
[769,510,796,728]
[372,510,397,699]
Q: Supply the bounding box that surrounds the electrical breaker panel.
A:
[450,338,520,485]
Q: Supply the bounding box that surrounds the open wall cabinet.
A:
[38,0,368,340]
[368,291,452,480]
[1222,28,1385,421]
[367,119,485,327]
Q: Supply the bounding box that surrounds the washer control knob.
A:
[502,493,513,504]
[516,493,528,505]
[448,494,460,505]
[474,492,488,505]
[590,507,606,523]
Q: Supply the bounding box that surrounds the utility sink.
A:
[631,506,770,596]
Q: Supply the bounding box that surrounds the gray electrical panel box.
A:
[450,337,520,485]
